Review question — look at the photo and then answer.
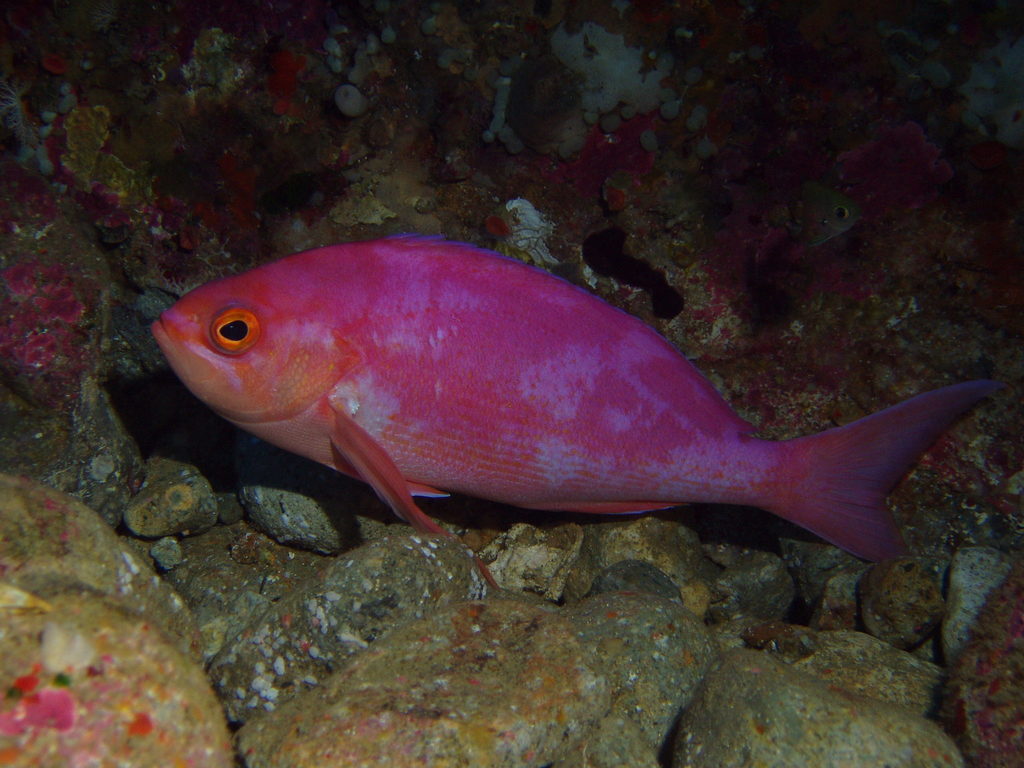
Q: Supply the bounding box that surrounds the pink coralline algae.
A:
[0,687,77,735]
[539,117,657,198]
[838,122,954,217]
[0,260,89,406]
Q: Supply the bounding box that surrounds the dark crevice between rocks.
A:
[582,227,684,319]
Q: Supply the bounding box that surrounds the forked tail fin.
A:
[773,380,1002,561]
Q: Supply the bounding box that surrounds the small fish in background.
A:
[152,236,1000,576]
[799,181,861,245]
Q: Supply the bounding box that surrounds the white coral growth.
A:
[505,198,556,265]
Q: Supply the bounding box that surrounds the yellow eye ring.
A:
[210,307,260,354]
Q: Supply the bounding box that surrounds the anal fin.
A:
[521,500,678,515]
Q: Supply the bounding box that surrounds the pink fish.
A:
[152,235,1000,565]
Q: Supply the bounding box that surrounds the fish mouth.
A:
[151,310,216,391]
[150,315,172,352]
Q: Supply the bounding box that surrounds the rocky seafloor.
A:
[1,0,1023,766]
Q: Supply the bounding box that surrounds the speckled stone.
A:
[587,558,681,602]
[0,589,232,767]
[62,381,145,528]
[792,630,946,717]
[941,546,1012,664]
[563,515,707,602]
[860,557,945,650]
[0,473,200,658]
[553,713,659,768]
[210,532,488,722]
[674,649,963,768]
[236,599,609,768]
[236,434,363,554]
[162,523,326,662]
[479,521,583,601]
[567,591,717,751]
[124,456,219,537]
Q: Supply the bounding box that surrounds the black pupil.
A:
[219,320,249,341]
[834,206,848,220]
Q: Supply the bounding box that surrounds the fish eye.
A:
[210,308,261,354]
[833,206,849,220]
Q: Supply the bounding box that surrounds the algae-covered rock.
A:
[0,474,199,657]
[675,649,962,767]
[0,588,232,767]
[236,599,608,768]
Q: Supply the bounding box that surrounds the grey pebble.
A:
[236,435,361,554]
[941,546,1012,663]
[708,549,794,622]
[587,558,681,601]
[150,535,184,570]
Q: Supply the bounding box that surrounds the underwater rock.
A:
[503,55,587,157]
[235,599,607,768]
[209,532,486,723]
[564,516,706,603]
[837,122,953,217]
[732,619,818,662]
[162,523,326,663]
[124,456,219,538]
[792,630,946,718]
[941,546,1013,664]
[0,589,232,767]
[959,35,1024,149]
[674,649,963,767]
[808,565,866,631]
[707,550,795,623]
[942,557,1024,767]
[553,713,659,768]
[0,171,137,526]
[149,536,184,570]
[479,521,583,601]
[58,380,144,527]
[0,182,132,528]
[587,558,681,602]
[0,310,141,526]
[780,538,864,609]
[859,557,945,651]
[568,591,717,752]
[0,183,110,414]
[333,83,369,118]
[0,474,199,658]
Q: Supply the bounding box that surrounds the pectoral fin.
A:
[328,407,449,537]
[328,409,496,588]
